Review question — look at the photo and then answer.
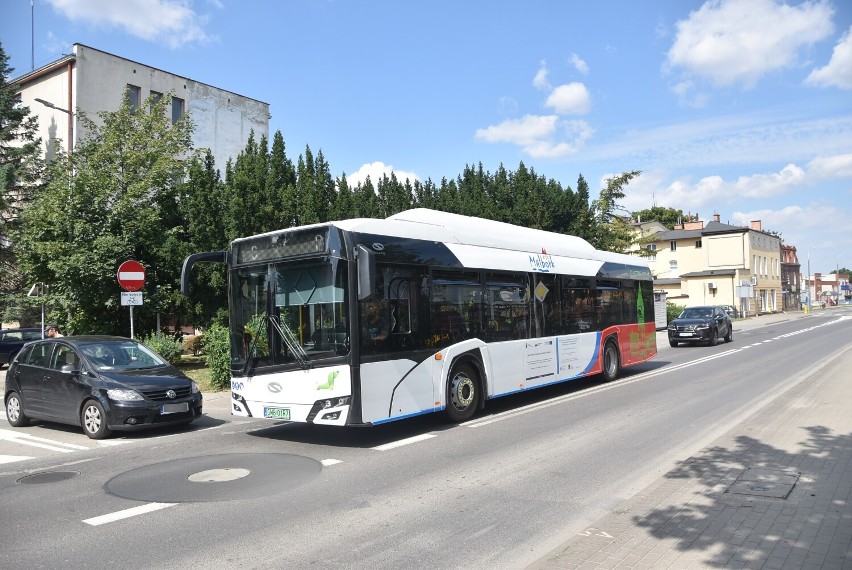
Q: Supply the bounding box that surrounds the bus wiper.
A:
[268,315,310,369]
[241,328,260,377]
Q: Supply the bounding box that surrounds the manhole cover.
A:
[727,468,800,499]
[105,453,321,503]
[18,471,80,484]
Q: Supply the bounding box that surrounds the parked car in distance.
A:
[0,328,43,368]
[668,306,733,347]
[4,336,202,439]
[719,304,739,318]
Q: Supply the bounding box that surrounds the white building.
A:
[12,43,269,172]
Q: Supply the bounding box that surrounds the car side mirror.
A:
[60,363,80,374]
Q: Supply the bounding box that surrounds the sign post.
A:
[117,260,145,338]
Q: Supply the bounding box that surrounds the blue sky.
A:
[2,0,851,275]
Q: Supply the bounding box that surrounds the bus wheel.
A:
[602,340,620,382]
[446,363,479,422]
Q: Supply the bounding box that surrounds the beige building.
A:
[12,43,270,173]
[633,214,782,317]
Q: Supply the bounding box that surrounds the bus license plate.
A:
[264,407,291,420]
[161,403,189,414]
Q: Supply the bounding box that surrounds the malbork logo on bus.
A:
[117,260,146,292]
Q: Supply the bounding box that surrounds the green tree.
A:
[590,170,641,253]
[632,206,693,229]
[0,42,44,324]
[15,90,194,334]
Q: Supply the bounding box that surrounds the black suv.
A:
[0,328,43,368]
[667,306,733,347]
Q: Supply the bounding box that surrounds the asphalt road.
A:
[1,310,849,568]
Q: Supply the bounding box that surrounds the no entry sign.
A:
[117,260,146,292]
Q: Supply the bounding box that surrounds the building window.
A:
[670,240,677,252]
[126,84,141,114]
[669,260,679,278]
[646,244,656,261]
[695,239,702,249]
[150,90,163,112]
[171,97,185,124]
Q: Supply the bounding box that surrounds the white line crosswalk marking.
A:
[0,428,90,452]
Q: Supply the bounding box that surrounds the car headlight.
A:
[191,381,199,394]
[107,388,144,401]
[695,323,709,330]
[667,324,676,330]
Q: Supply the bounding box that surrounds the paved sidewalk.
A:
[530,310,852,569]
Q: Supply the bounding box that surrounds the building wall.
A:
[633,218,783,316]
[15,44,269,173]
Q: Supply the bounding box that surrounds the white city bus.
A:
[181,209,656,426]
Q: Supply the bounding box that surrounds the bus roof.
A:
[335,208,636,266]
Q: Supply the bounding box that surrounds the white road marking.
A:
[0,429,89,452]
[321,459,342,466]
[372,433,436,451]
[0,454,34,464]
[83,502,177,526]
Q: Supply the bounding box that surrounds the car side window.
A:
[49,345,80,370]
[23,343,51,367]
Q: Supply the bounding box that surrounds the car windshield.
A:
[78,340,167,371]
[681,308,712,319]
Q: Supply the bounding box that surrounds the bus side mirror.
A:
[356,245,376,301]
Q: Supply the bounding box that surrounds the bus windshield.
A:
[229,259,348,371]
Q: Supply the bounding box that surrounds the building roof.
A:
[679,269,738,278]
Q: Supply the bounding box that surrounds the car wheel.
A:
[669,339,678,347]
[445,362,479,422]
[602,339,620,381]
[725,326,733,343]
[6,391,30,427]
[708,328,718,346]
[81,400,112,439]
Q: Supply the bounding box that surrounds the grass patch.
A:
[176,357,223,392]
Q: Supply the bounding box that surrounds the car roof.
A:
[27,335,135,344]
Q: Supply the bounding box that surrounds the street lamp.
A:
[34,97,73,155]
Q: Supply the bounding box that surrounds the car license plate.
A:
[678,332,694,337]
[160,402,189,414]
[264,407,291,420]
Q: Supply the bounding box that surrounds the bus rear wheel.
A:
[446,363,479,422]
[602,340,620,382]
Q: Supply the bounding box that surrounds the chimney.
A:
[684,220,704,230]
[713,213,720,222]
[751,220,762,231]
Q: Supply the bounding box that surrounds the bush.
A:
[201,323,231,390]
[140,333,183,366]
[666,302,686,324]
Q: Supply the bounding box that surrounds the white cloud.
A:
[475,115,592,158]
[45,0,215,48]
[570,53,589,75]
[806,25,852,90]
[544,82,591,115]
[533,61,551,90]
[735,163,806,197]
[807,153,852,178]
[731,204,842,233]
[476,115,559,146]
[666,0,835,88]
[347,161,419,188]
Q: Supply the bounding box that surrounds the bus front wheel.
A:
[602,340,620,382]
[446,363,479,422]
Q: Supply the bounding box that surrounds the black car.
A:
[0,328,43,368]
[667,306,733,347]
[4,336,202,439]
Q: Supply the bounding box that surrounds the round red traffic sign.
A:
[117,260,146,292]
